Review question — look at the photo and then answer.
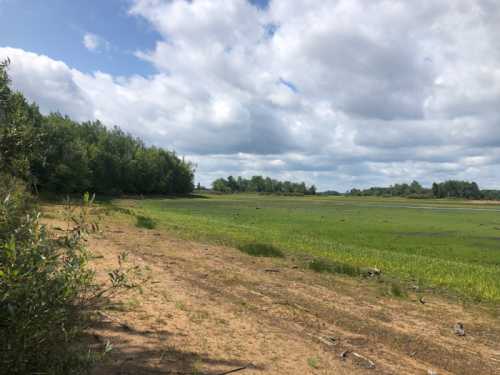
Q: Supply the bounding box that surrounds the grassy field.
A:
[122,194,500,303]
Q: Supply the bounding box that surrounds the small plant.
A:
[175,301,188,311]
[191,358,204,375]
[136,214,156,229]
[237,243,284,257]
[308,258,361,277]
[307,357,320,369]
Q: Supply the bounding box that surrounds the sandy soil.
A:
[46,211,500,375]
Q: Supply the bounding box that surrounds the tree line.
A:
[347,180,499,200]
[210,175,500,200]
[347,180,429,198]
[0,59,194,195]
[212,175,317,195]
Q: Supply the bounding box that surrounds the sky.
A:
[1,0,500,191]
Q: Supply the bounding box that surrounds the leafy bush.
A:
[0,180,143,374]
[0,180,97,374]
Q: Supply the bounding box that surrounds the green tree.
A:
[212,178,230,192]
[0,61,194,196]
[0,60,44,181]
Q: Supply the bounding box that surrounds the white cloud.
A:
[82,32,110,52]
[2,0,500,190]
[0,47,92,120]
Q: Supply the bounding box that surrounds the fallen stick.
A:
[217,365,249,375]
[352,352,375,369]
[317,335,336,346]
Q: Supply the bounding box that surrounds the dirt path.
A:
[48,214,500,374]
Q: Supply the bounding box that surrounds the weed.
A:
[388,282,407,298]
[175,301,187,311]
[307,357,320,369]
[136,215,156,229]
[309,258,361,277]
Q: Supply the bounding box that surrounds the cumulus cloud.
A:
[2,0,500,190]
[0,47,92,120]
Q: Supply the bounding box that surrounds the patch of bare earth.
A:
[46,211,500,375]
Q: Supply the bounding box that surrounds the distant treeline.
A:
[348,180,430,198]
[481,190,500,200]
[212,175,317,195]
[347,180,500,200]
[318,190,342,196]
[211,176,500,200]
[0,60,194,195]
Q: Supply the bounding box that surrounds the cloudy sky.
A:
[1,0,499,191]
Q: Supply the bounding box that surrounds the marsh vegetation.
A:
[133,194,500,303]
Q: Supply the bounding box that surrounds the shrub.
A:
[0,173,35,229]
[136,215,156,229]
[237,243,284,257]
[0,181,142,374]
[0,180,97,374]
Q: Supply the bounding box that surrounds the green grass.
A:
[121,194,500,303]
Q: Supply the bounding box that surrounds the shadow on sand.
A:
[88,318,264,375]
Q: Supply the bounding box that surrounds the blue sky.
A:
[0,0,270,76]
[1,0,499,190]
[0,0,158,76]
